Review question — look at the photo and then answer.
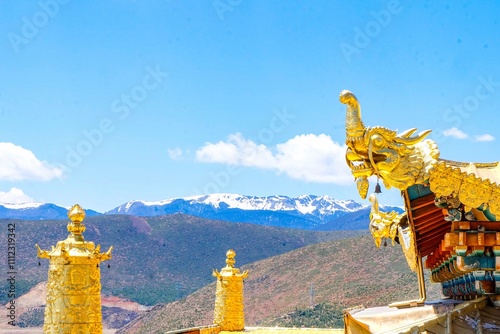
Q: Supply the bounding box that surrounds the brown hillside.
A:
[0,214,363,306]
[118,235,442,333]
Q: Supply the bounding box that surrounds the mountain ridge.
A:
[111,194,364,215]
[0,193,403,230]
[108,194,402,230]
[1,213,363,307]
[117,235,442,333]
[0,202,101,220]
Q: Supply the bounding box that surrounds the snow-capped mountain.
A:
[106,194,390,229]
[0,203,101,220]
[111,194,363,217]
[0,194,402,230]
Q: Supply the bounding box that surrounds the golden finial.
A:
[67,204,86,238]
[68,204,86,223]
[226,249,236,268]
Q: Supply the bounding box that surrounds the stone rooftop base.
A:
[238,327,344,334]
[166,325,344,334]
[344,297,500,333]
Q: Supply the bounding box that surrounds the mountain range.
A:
[0,202,101,220]
[0,194,403,230]
[1,214,364,307]
[4,215,436,331]
[1,198,413,331]
[117,235,442,333]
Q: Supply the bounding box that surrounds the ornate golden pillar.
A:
[36,204,113,334]
[212,249,248,331]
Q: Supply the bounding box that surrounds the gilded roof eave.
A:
[429,159,500,216]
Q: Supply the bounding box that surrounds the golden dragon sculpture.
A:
[368,194,404,248]
[340,90,439,277]
[340,90,440,199]
[368,193,417,272]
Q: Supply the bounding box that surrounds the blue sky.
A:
[0,0,500,212]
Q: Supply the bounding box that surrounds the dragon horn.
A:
[339,90,359,108]
[394,129,432,145]
[398,128,418,138]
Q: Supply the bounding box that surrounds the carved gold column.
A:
[212,249,248,331]
[36,204,113,334]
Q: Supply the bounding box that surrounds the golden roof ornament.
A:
[225,249,236,268]
[36,204,113,334]
[368,194,405,248]
[68,203,85,222]
[339,90,440,198]
[213,249,248,331]
[340,90,434,307]
[66,204,86,239]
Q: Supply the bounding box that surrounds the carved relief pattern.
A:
[490,186,500,216]
[43,261,104,333]
[214,277,245,331]
[430,162,500,217]
[459,175,492,212]
[429,162,458,197]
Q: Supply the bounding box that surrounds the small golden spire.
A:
[213,249,248,331]
[37,203,112,333]
[67,204,86,238]
[68,204,86,223]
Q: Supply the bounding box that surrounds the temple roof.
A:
[345,297,500,333]
[339,89,500,308]
[166,325,344,334]
[405,158,500,259]
[441,159,500,182]
[223,328,344,334]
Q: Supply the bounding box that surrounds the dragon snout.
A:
[339,90,355,104]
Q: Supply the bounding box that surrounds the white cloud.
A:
[443,127,469,139]
[168,147,184,160]
[196,133,352,184]
[0,187,35,204]
[0,142,63,181]
[474,134,495,142]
